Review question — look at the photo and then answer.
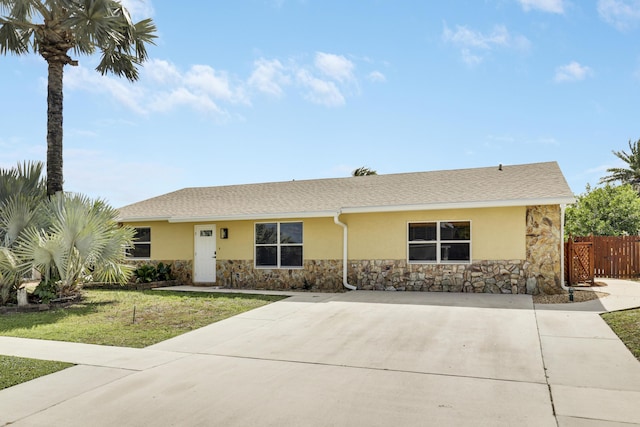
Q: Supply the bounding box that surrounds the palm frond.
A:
[0,194,40,247]
[599,139,640,189]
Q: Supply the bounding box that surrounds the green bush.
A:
[133,262,173,283]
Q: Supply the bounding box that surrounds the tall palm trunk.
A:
[46,60,65,196]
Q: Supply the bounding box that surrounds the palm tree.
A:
[600,139,640,191]
[0,161,47,303]
[16,192,135,297]
[0,0,156,196]
[0,160,46,247]
[352,166,378,176]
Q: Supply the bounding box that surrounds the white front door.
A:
[194,225,216,283]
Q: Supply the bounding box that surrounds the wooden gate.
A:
[566,236,640,280]
[565,238,594,285]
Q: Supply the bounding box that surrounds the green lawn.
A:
[0,289,285,390]
[0,355,73,390]
[0,289,285,348]
[601,308,640,361]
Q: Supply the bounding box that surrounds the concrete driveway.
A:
[1,281,640,426]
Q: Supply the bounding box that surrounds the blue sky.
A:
[1,0,640,207]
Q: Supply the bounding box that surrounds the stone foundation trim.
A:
[217,260,344,292]
[216,259,530,294]
[348,259,527,293]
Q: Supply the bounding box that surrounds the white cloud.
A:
[461,49,483,66]
[65,66,147,114]
[517,0,564,13]
[598,0,640,30]
[148,87,225,115]
[296,69,345,107]
[144,59,181,84]
[314,52,355,83]
[554,61,593,82]
[248,58,291,97]
[443,24,509,49]
[367,71,386,83]
[442,23,530,65]
[183,65,249,104]
[249,54,372,107]
[66,51,380,114]
[119,0,154,19]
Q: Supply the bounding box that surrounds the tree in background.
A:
[565,184,640,237]
[0,0,156,196]
[352,167,377,176]
[599,139,640,191]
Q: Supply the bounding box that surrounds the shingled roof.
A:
[117,162,575,222]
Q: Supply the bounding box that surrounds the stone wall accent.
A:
[216,259,528,294]
[525,205,563,295]
[348,259,526,293]
[216,260,344,292]
[128,259,193,285]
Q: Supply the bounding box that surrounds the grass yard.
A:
[0,289,286,348]
[601,308,640,361]
[0,355,73,390]
[0,289,285,390]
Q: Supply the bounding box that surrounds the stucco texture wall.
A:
[126,207,525,263]
[342,207,526,261]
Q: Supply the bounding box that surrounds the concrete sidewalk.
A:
[0,280,639,426]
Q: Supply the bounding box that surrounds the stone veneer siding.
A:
[525,204,564,295]
[348,259,526,293]
[216,259,528,293]
[217,260,344,292]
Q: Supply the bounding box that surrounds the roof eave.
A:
[167,210,338,223]
[116,216,172,223]
[118,197,575,223]
[338,197,576,214]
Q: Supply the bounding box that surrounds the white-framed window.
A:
[128,227,151,259]
[255,222,303,268]
[408,221,471,263]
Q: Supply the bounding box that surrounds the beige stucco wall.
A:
[125,217,343,261]
[124,206,525,263]
[126,221,193,260]
[342,206,526,261]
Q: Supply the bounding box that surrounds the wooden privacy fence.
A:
[565,236,640,283]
